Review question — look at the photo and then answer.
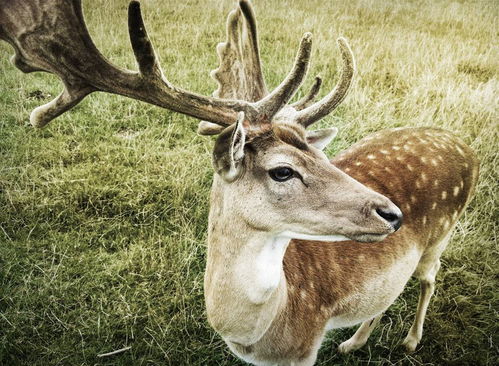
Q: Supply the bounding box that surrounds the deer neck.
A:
[204,177,289,346]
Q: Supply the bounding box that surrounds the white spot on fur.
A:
[404,203,411,213]
[367,154,376,160]
[422,216,427,225]
[421,173,428,182]
[420,157,427,164]
[380,149,389,154]
[433,179,439,187]
[415,180,422,188]
[300,290,307,300]
[392,145,401,150]
[431,159,438,166]
[407,164,414,171]
[410,195,417,203]
[441,191,447,200]
[431,202,437,210]
[355,161,362,166]
[453,186,460,196]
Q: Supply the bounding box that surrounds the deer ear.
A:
[212,112,247,182]
[306,127,338,150]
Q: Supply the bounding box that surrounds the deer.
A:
[0,0,479,365]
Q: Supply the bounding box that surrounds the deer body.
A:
[205,127,478,365]
[1,1,479,365]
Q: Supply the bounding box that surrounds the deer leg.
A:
[402,258,441,352]
[337,313,383,353]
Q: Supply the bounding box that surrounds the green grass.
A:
[0,0,497,365]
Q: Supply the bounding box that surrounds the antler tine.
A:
[254,32,312,121]
[294,38,355,128]
[30,85,94,128]
[128,1,161,78]
[291,76,322,111]
[237,0,267,98]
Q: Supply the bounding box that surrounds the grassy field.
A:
[0,0,497,365]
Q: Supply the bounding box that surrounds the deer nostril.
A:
[376,208,403,231]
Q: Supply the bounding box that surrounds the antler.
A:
[211,0,267,102]
[0,0,316,129]
[291,76,323,111]
[200,1,355,133]
[294,38,355,127]
[0,0,353,130]
[198,0,313,135]
[0,0,260,127]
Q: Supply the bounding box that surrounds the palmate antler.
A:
[198,0,355,134]
[0,0,354,131]
[0,1,243,127]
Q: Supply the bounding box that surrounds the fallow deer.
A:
[0,1,479,365]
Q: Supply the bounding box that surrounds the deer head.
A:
[0,0,402,241]
[202,1,402,242]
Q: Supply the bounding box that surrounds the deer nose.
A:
[376,207,403,231]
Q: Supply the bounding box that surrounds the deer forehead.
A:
[250,123,328,165]
[255,144,325,172]
[259,152,301,170]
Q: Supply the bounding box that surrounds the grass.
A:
[0,0,497,365]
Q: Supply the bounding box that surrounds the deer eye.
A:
[269,167,294,182]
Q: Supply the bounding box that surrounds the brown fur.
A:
[333,127,478,245]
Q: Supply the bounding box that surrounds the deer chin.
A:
[348,232,389,243]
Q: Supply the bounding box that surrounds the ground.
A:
[0,0,497,365]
